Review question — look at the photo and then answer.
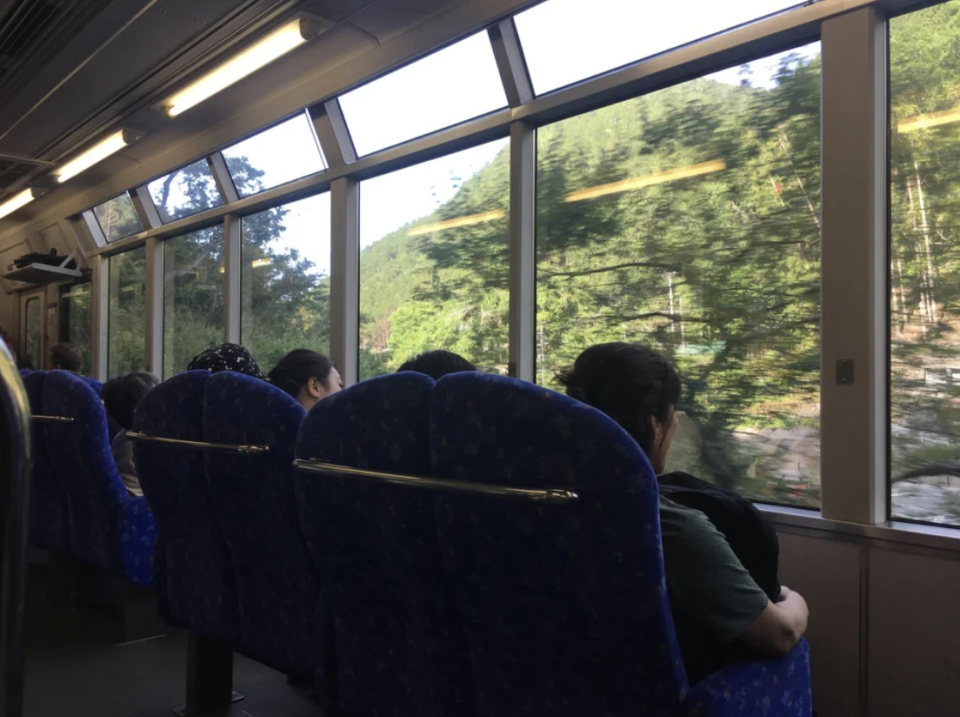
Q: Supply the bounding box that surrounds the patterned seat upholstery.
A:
[42,370,156,586]
[22,371,68,553]
[203,372,320,677]
[132,370,241,645]
[294,373,472,717]
[430,373,812,717]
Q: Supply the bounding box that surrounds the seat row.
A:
[21,369,156,586]
[22,367,812,716]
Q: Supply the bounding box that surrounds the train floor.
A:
[23,563,323,717]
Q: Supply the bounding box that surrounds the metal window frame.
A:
[83,0,939,528]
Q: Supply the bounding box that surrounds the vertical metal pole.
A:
[91,254,109,381]
[820,7,888,524]
[144,238,164,377]
[509,121,536,382]
[0,343,31,717]
[330,178,359,386]
[223,215,241,345]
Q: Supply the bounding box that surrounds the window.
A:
[535,45,822,507]
[340,32,507,156]
[890,1,960,526]
[241,194,332,370]
[222,113,326,198]
[93,193,143,242]
[163,226,225,378]
[23,297,41,370]
[147,159,224,224]
[515,0,802,95]
[108,248,147,378]
[60,283,92,376]
[359,140,510,379]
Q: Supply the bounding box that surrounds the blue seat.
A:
[295,373,472,717]
[203,372,320,677]
[430,373,812,717]
[132,370,241,646]
[22,371,69,553]
[42,370,156,586]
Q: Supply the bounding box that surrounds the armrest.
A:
[682,639,812,717]
[118,496,159,587]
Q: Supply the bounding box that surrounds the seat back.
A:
[43,370,128,573]
[132,370,240,646]
[204,372,318,676]
[22,371,68,552]
[430,373,687,717]
[295,373,471,717]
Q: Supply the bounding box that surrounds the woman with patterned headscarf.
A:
[187,343,264,379]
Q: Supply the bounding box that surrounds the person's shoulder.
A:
[659,494,715,536]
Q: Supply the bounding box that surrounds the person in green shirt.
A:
[558,342,809,682]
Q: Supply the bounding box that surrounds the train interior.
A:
[1,0,959,715]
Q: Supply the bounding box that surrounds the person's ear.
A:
[308,377,325,399]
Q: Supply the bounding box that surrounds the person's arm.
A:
[740,586,809,657]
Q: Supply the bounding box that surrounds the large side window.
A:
[241,194,331,370]
[536,45,822,507]
[163,227,225,377]
[890,0,960,526]
[60,283,92,376]
[359,140,510,379]
[108,248,147,378]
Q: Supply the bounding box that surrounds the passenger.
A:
[557,342,809,682]
[47,342,83,373]
[267,349,342,411]
[397,349,477,380]
[187,343,265,378]
[101,371,159,497]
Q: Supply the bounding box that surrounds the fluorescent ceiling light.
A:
[165,18,319,117]
[251,258,271,268]
[0,188,44,220]
[56,130,139,183]
[898,107,960,134]
[565,160,727,203]
[408,210,506,236]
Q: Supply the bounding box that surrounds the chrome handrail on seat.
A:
[0,344,31,717]
[293,459,579,505]
[126,431,270,455]
[31,415,74,424]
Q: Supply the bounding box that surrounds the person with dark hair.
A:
[48,342,83,373]
[397,350,477,380]
[101,371,160,496]
[558,342,808,682]
[267,349,342,411]
[187,343,265,378]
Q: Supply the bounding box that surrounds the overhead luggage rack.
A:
[3,253,82,285]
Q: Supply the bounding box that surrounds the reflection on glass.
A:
[359,140,510,379]
[516,0,801,95]
[340,32,507,156]
[24,297,41,370]
[536,45,822,507]
[163,226,225,378]
[241,194,332,369]
[60,283,92,376]
[93,193,143,242]
[223,113,326,198]
[108,248,147,378]
[148,159,224,223]
[890,1,960,526]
